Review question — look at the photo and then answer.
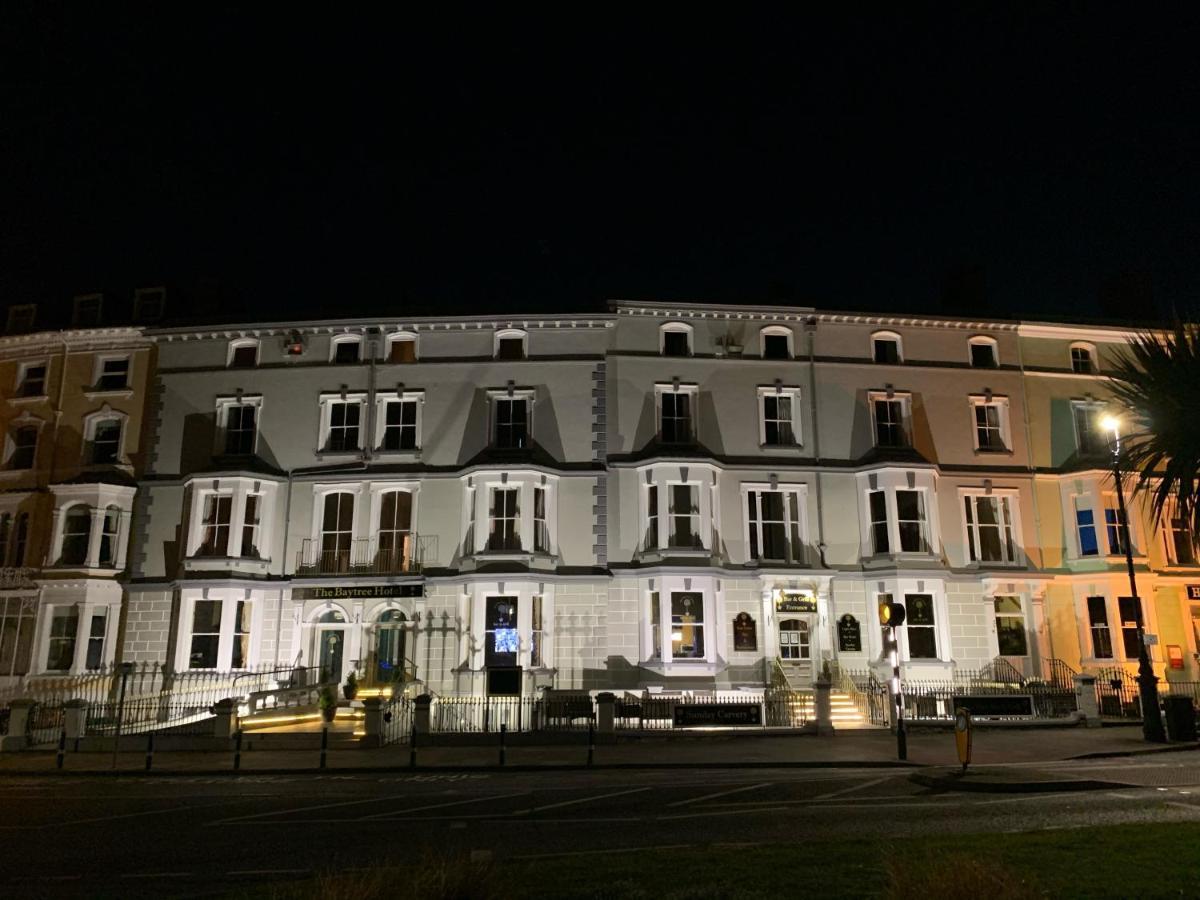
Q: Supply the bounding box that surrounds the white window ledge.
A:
[183,556,271,574]
[639,659,727,677]
[313,449,363,461]
[83,389,135,401]
[372,449,423,461]
[8,395,48,405]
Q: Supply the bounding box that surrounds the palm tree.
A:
[1106,321,1200,544]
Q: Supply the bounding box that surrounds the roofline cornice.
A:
[149,315,615,342]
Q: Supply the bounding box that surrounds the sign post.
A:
[954,707,973,774]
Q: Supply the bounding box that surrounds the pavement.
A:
[1,725,1196,783]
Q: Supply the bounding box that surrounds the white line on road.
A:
[514,843,693,861]
[514,786,652,815]
[209,794,408,824]
[120,873,195,879]
[813,776,889,801]
[660,806,791,821]
[667,782,771,807]
[358,792,528,819]
[227,869,311,876]
[44,804,212,830]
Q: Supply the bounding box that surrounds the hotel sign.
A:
[1186,585,1200,600]
[294,584,424,601]
[674,703,763,728]
[775,591,817,613]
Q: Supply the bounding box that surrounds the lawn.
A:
[264,822,1200,899]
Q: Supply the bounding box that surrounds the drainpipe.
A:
[1016,330,1053,665]
[363,328,379,463]
[276,468,294,669]
[805,318,827,567]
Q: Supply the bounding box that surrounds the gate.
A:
[1095,667,1141,719]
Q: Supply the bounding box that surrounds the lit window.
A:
[963,494,1018,563]
[993,596,1027,656]
[670,592,705,660]
[485,597,518,667]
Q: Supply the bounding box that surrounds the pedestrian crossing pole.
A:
[879,600,907,761]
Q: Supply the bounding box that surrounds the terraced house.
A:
[115,301,1200,708]
[0,291,160,688]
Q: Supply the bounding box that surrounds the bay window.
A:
[963,493,1019,564]
[993,596,1028,656]
[895,490,928,552]
[668,484,701,549]
[745,487,806,564]
[488,488,521,551]
[198,494,232,557]
[1087,596,1113,659]
[46,607,79,671]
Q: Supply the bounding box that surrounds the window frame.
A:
[659,322,694,357]
[15,360,47,399]
[758,385,802,447]
[90,355,131,393]
[1163,505,1198,566]
[374,391,424,453]
[867,391,911,449]
[330,334,365,364]
[969,395,1011,452]
[72,293,103,328]
[317,392,367,455]
[655,383,698,444]
[1073,497,1101,557]
[742,483,809,564]
[227,338,260,368]
[1102,493,1137,557]
[133,287,165,322]
[960,489,1023,565]
[494,328,528,360]
[759,325,793,360]
[1069,342,1098,374]
[45,605,81,672]
[968,336,999,368]
[178,592,259,672]
[993,595,1029,657]
[487,389,535,450]
[7,421,40,470]
[385,331,419,363]
[1070,400,1109,456]
[870,330,903,364]
[215,395,263,457]
[82,407,129,466]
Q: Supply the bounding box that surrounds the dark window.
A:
[493,398,528,449]
[487,489,520,551]
[389,339,416,363]
[11,514,28,565]
[47,608,79,670]
[993,596,1028,656]
[134,289,165,322]
[1073,405,1106,455]
[873,399,906,447]
[970,342,997,368]
[668,484,700,548]
[0,514,9,564]
[73,295,103,328]
[10,427,37,469]
[660,391,692,443]
[1169,516,1196,565]
[334,340,361,364]
[896,490,926,552]
[762,395,795,445]
[85,611,107,669]
[230,344,258,367]
[327,401,361,452]
[873,338,900,364]
[91,419,121,464]
[645,485,659,550]
[762,334,790,359]
[381,400,418,450]
[1087,596,1113,658]
[1105,506,1130,556]
[19,364,45,397]
[6,304,36,334]
[904,594,937,659]
[496,336,525,360]
[199,495,232,556]
[662,330,691,357]
[1071,347,1094,374]
[96,358,129,391]
[224,405,257,455]
[1118,596,1143,659]
[869,489,889,554]
[189,600,222,669]
[320,492,355,571]
[98,507,120,567]
[241,495,261,558]
[61,507,91,566]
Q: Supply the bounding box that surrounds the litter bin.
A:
[1162,696,1197,742]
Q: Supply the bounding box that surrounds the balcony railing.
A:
[295,535,432,576]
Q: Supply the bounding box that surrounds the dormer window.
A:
[228,339,259,368]
[495,330,527,360]
[387,332,418,363]
[872,332,902,364]
[656,384,697,444]
[489,390,534,449]
[1070,343,1096,374]
[331,335,363,364]
[16,362,46,398]
[133,287,165,322]
[760,326,793,360]
[868,391,911,448]
[660,323,693,357]
[72,294,103,328]
[969,337,998,368]
[5,304,36,334]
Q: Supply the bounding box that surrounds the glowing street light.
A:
[1097,410,1166,742]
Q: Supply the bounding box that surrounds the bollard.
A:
[319,725,329,770]
[145,733,154,771]
[499,723,507,766]
[233,729,243,771]
[56,729,66,770]
[587,718,595,767]
[409,726,418,769]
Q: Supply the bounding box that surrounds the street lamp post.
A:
[1101,415,1166,743]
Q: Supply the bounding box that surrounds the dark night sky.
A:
[1,7,1198,325]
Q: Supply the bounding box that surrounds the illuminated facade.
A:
[111,302,1200,696]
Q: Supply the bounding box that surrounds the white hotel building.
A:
[120,302,1200,696]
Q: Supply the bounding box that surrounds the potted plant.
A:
[318,685,337,723]
[343,671,358,701]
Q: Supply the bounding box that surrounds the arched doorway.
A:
[314,609,348,683]
[778,618,810,662]
[373,609,408,684]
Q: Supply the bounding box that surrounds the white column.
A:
[85,507,105,568]
[47,509,64,566]
[519,482,534,553]
[228,486,248,558]
[114,507,131,570]
[71,602,95,673]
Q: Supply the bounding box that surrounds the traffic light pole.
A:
[890,624,907,761]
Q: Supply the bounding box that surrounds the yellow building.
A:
[0,309,155,685]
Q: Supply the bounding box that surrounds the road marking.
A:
[209,794,408,824]
[227,868,310,876]
[813,777,889,801]
[660,806,790,821]
[513,843,692,861]
[120,873,195,879]
[358,792,528,820]
[46,804,211,830]
[515,786,651,815]
[667,782,771,807]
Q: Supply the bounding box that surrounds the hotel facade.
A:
[98,301,1200,700]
